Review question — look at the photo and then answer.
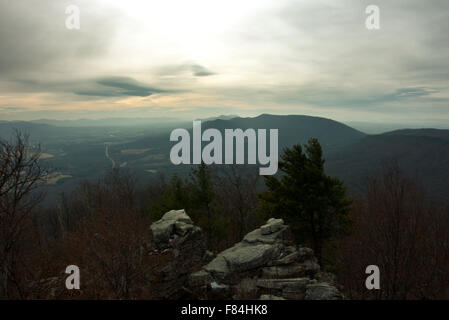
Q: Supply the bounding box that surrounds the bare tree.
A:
[0,131,47,298]
[57,168,138,235]
[338,161,449,299]
[42,169,165,299]
[214,165,261,243]
[54,208,161,299]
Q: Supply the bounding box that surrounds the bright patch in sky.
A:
[106,0,277,64]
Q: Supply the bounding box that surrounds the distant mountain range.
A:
[1,114,448,206]
[202,114,366,153]
[198,115,239,122]
[30,117,189,128]
[327,128,449,203]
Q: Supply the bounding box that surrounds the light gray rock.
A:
[150,209,195,249]
[243,224,290,245]
[174,221,192,236]
[301,259,320,275]
[189,270,213,288]
[260,218,284,235]
[269,251,300,266]
[202,242,281,281]
[209,281,232,299]
[297,247,315,261]
[184,216,342,300]
[162,209,192,224]
[211,281,229,290]
[150,219,175,247]
[280,278,310,300]
[259,294,286,300]
[262,263,305,279]
[305,283,344,300]
[256,278,310,291]
[223,243,280,272]
[149,209,207,299]
[204,255,230,281]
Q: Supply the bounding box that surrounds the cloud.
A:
[392,87,437,99]
[0,0,120,78]
[155,63,216,78]
[0,0,449,124]
[0,75,169,100]
[190,64,215,77]
[74,77,165,97]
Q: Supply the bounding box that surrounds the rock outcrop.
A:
[149,209,209,299]
[150,210,343,300]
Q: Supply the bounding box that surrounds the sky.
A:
[0,0,448,125]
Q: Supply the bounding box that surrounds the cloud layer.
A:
[0,0,448,125]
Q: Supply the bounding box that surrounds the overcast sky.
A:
[0,0,448,125]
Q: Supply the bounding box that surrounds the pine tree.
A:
[260,138,351,264]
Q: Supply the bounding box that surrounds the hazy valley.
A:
[1,114,448,207]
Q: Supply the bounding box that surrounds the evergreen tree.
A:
[260,138,351,264]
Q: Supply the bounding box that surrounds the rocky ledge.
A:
[149,210,343,300]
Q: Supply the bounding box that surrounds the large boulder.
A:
[200,218,291,284]
[149,209,208,299]
[224,243,280,272]
[187,217,344,300]
[150,209,194,249]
